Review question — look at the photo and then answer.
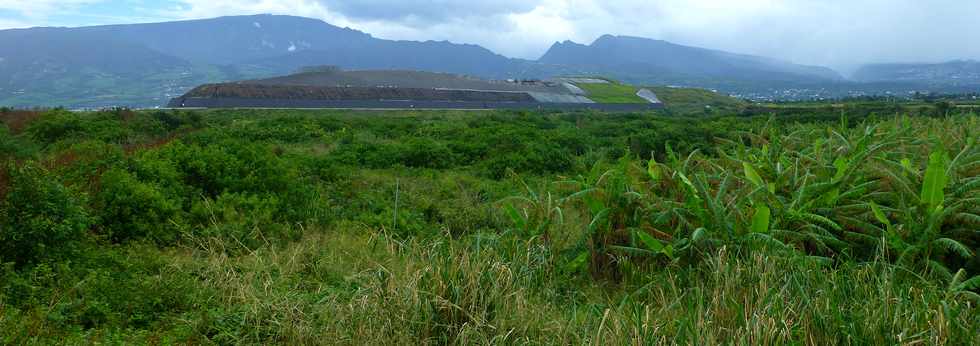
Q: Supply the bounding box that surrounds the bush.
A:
[0,123,41,160]
[330,138,404,169]
[95,168,184,244]
[189,192,300,250]
[151,111,184,131]
[1,246,200,330]
[150,140,296,198]
[50,140,126,189]
[400,137,457,169]
[482,143,573,179]
[0,163,90,266]
[25,109,84,145]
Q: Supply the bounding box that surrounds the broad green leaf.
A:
[565,251,589,273]
[823,188,840,206]
[665,142,679,166]
[920,149,949,210]
[503,204,525,230]
[750,205,771,233]
[634,230,665,252]
[662,245,675,259]
[677,172,698,195]
[691,228,706,242]
[900,158,913,172]
[869,202,890,227]
[742,162,764,187]
[833,157,848,181]
[647,156,662,182]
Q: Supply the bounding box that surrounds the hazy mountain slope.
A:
[853,60,980,85]
[0,28,209,107]
[78,14,523,78]
[76,15,374,66]
[0,15,530,107]
[241,39,525,79]
[538,35,842,83]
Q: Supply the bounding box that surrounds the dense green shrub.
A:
[189,192,301,250]
[0,123,24,159]
[51,140,126,189]
[95,168,184,244]
[1,246,199,330]
[329,137,404,169]
[482,142,573,179]
[25,109,85,145]
[25,110,145,147]
[150,141,293,197]
[0,163,90,266]
[151,110,184,131]
[400,137,457,169]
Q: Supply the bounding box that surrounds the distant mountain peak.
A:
[539,34,842,82]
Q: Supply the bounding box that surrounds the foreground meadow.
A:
[1,108,978,344]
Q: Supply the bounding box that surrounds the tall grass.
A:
[61,228,968,345]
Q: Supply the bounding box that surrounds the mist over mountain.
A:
[854,60,980,86]
[0,14,974,108]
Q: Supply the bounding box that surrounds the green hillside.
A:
[648,86,748,114]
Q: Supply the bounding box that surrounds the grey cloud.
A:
[320,0,541,26]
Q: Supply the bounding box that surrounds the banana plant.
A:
[498,178,563,240]
[869,144,978,281]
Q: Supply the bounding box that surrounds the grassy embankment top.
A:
[572,78,748,115]
[574,81,647,103]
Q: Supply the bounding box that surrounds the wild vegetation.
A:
[0,106,978,344]
[649,86,748,115]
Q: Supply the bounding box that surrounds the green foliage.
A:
[1,108,978,343]
[400,137,457,169]
[189,192,299,250]
[25,109,85,145]
[920,148,949,211]
[482,142,573,178]
[95,168,183,244]
[0,162,90,266]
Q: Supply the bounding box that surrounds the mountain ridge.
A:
[4,14,972,107]
[539,35,843,83]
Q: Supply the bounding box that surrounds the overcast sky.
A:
[2,0,978,73]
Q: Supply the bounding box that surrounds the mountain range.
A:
[0,14,977,107]
[538,35,842,83]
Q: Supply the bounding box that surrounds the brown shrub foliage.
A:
[0,111,44,134]
[0,165,8,202]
